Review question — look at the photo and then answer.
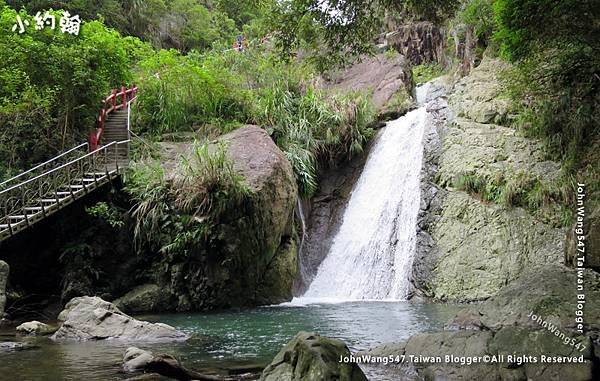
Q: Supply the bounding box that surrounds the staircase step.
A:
[24,206,43,212]
[85,172,108,176]
[40,198,64,203]
[9,215,26,220]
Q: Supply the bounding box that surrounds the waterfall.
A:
[296,196,307,254]
[295,84,432,303]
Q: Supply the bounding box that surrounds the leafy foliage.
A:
[8,0,274,52]
[125,140,251,256]
[86,201,125,228]
[0,5,134,179]
[132,46,375,197]
[453,171,575,226]
[125,160,172,250]
[457,0,494,40]
[412,63,445,84]
[492,0,600,172]
[174,140,251,220]
[271,0,458,68]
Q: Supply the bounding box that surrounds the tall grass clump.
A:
[174,140,251,220]
[125,160,172,250]
[453,170,575,227]
[256,86,375,196]
[125,140,251,256]
[133,49,249,136]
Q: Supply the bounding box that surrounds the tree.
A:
[271,0,459,68]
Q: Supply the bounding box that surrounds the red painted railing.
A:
[89,85,138,151]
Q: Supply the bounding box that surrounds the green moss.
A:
[412,63,445,84]
[383,48,399,60]
[385,89,414,116]
[452,171,574,227]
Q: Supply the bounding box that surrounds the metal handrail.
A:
[90,85,138,151]
[0,143,89,188]
[0,140,129,196]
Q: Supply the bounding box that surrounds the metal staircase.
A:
[0,86,138,242]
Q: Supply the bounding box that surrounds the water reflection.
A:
[0,301,461,380]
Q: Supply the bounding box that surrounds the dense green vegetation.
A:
[495,0,599,175]
[125,140,251,255]
[0,3,136,178]
[2,0,597,221]
[0,1,376,197]
[452,171,574,226]
[412,63,446,84]
[132,46,375,196]
[458,0,598,213]
[6,0,274,51]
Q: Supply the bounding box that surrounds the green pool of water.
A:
[0,301,462,380]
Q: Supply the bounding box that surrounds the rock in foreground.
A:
[16,320,56,335]
[366,266,600,381]
[51,296,188,342]
[124,347,154,372]
[261,332,367,381]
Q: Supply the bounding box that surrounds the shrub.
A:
[458,0,494,40]
[125,140,251,255]
[125,160,172,250]
[0,6,134,178]
[174,140,251,220]
[412,63,445,84]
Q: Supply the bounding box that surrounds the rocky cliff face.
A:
[325,53,414,119]
[382,21,482,75]
[413,57,566,301]
[118,126,299,312]
[367,266,600,381]
[385,22,447,66]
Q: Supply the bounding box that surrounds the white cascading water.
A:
[296,84,432,302]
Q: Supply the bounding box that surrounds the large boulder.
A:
[51,296,188,341]
[123,347,154,372]
[412,57,566,301]
[0,260,7,316]
[325,53,414,118]
[385,21,446,66]
[16,320,56,335]
[261,332,367,381]
[114,284,174,314]
[134,125,298,311]
[368,266,600,380]
[367,328,594,381]
[453,265,600,334]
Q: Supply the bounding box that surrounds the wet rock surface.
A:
[261,332,367,381]
[0,341,38,352]
[51,296,188,341]
[294,138,374,294]
[367,267,600,381]
[411,77,453,298]
[114,284,174,314]
[16,320,56,335]
[123,347,154,372]
[412,57,565,301]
